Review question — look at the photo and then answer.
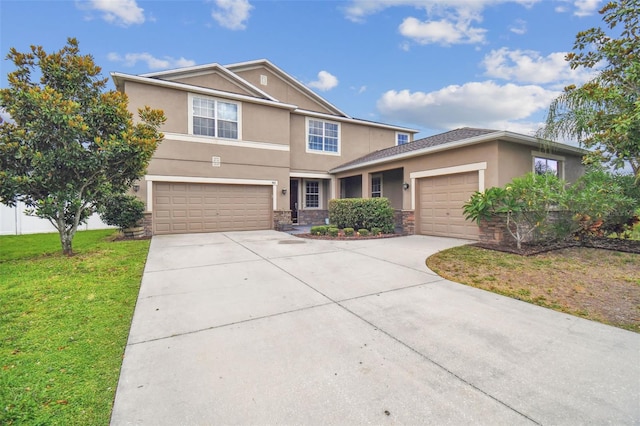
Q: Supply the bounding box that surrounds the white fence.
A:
[0,202,115,235]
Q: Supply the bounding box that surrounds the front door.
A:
[290,179,298,224]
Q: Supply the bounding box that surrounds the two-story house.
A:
[111,59,418,235]
[112,59,586,240]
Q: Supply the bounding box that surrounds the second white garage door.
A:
[417,172,479,240]
[153,182,272,235]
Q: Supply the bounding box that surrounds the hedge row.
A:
[328,198,394,234]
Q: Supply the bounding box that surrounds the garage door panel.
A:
[153,182,272,235]
[418,172,479,240]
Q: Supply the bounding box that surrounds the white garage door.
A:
[153,182,272,235]
[417,172,479,240]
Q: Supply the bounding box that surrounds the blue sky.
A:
[1,0,607,139]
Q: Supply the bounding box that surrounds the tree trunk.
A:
[60,230,74,256]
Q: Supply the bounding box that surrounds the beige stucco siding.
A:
[170,73,254,97]
[152,139,289,169]
[234,68,335,114]
[124,81,188,134]
[138,138,290,210]
[333,142,501,210]
[123,82,291,147]
[289,115,400,172]
[496,140,584,185]
[241,103,290,145]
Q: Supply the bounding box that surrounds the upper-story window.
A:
[396,132,409,145]
[190,94,239,139]
[307,118,340,154]
[532,151,564,178]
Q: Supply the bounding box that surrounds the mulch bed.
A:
[295,233,401,241]
[475,237,640,256]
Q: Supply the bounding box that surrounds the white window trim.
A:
[371,174,383,198]
[396,131,410,146]
[303,179,323,209]
[188,93,243,141]
[305,117,341,156]
[532,150,565,178]
[144,175,277,212]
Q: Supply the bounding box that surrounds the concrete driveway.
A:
[111,230,639,425]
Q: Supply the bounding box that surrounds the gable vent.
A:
[260,74,268,86]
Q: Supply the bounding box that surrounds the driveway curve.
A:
[111,230,639,425]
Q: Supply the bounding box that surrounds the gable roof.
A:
[139,62,277,101]
[330,127,587,173]
[224,59,349,118]
[110,71,298,111]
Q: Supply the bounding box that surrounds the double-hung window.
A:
[307,118,339,153]
[371,175,382,198]
[191,95,239,139]
[305,181,320,208]
[396,132,409,145]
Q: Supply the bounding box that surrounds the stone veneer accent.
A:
[273,210,292,231]
[478,215,505,244]
[297,209,329,226]
[142,212,153,237]
[401,210,415,235]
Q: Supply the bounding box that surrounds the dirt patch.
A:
[427,243,640,332]
[475,237,640,256]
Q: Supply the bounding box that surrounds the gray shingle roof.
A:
[333,127,497,171]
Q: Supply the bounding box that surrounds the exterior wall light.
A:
[403,182,410,190]
[281,188,287,195]
[133,184,140,192]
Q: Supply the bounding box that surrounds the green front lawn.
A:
[0,230,150,425]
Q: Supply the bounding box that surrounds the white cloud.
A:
[554,0,602,16]
[350,85,367,94]
[0,108,13,125]
[482,48,596,86]
[82,0,145,26]
[344,0,539,22]
[573,0,601,16]
[345,0,539,46]
[307,71,339,91]
[108,52,196,70]
[210,0,253,30]
[376,81,558,133]
[509,18,527,35]
[399,16,487,45]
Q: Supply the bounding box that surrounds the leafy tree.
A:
[563,166,637,238]
[0,38,165,255]
[538,0,640,183]
[463,173,565,249]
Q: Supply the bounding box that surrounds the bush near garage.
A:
[463,169,639,251]
[328,198,395,234]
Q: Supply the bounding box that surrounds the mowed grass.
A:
[427,245,640,332]
[1,230,150,425]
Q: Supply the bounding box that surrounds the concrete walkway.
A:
[111,231,640,425]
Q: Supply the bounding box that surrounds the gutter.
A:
[110,72,298,111]
[330,130,588,174]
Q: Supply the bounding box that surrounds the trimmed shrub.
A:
[358,228,369,236]
[310,225,328,235]
[564,168,637,238]
[343,227,355,236]
[328,227,340,237]
[99,194,145,230]
[329,198,394,233]
[371,227,382,236]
